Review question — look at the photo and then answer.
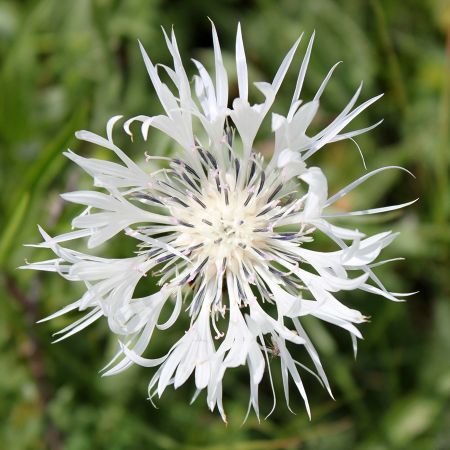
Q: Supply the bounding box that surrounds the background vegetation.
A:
[1,0,449,449]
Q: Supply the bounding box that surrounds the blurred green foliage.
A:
[1,0,449,449]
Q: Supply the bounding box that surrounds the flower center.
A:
[172,171,272,275]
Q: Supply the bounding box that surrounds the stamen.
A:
[189,285,205,317]
[248,160,256,185]
[267,184,283,203]
[236,279,246,303]
[186,243,203,254]
[257,171,266,195]
[184,164,201,179]
[244,188,255,206]
[173,159,201,179]
[256,205,274,217]
[131,194,164,205]
[155,254,175,264]
[189,257,209,281]
[189,192,206,208]
[272,232,299,240]
[147,248,162,258]
[268,266,285,277]
[182,172,201,193]
[168,196,189,208]
[226,126,233,147]
[177,220,194,228]
[215,172,221,193]
[197,148,210,166]
[205,150,218,169]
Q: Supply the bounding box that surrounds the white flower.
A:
[23,23,415,422]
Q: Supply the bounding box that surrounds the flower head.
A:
[23,23,415,422]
